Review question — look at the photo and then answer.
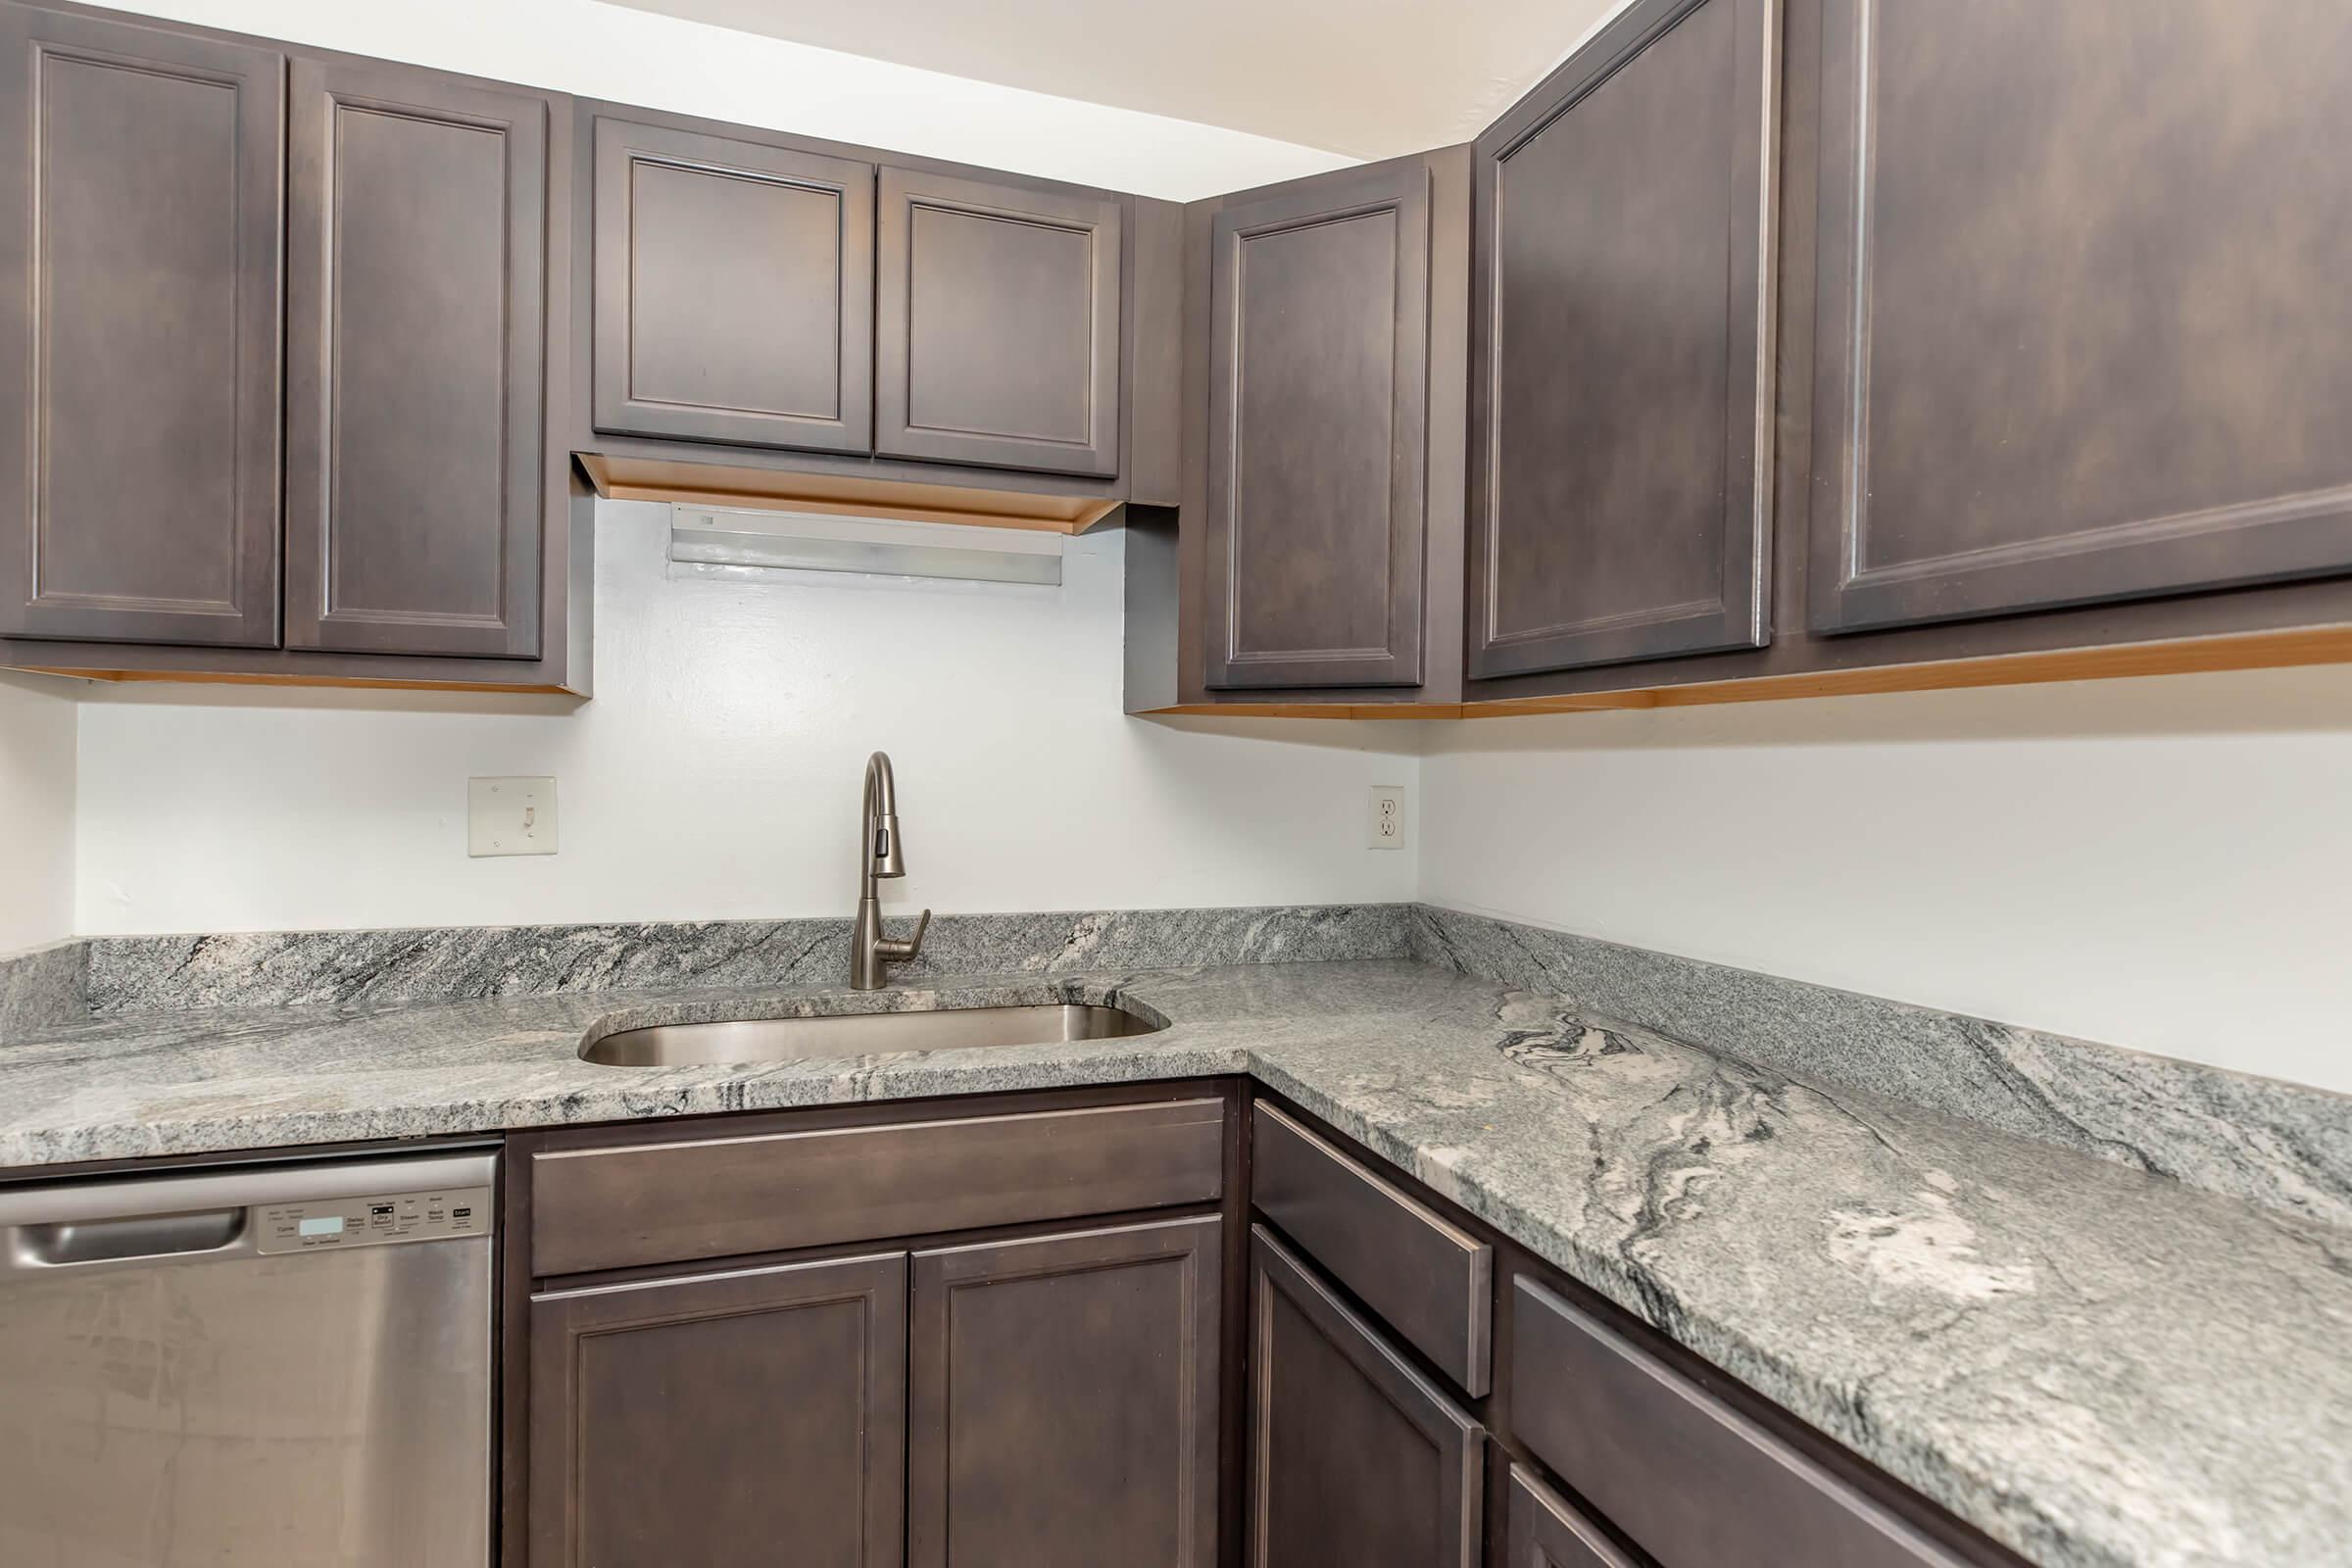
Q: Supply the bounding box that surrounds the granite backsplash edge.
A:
[1408,904,2352,1232]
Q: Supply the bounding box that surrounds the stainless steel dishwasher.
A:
[0,1149,497,1567]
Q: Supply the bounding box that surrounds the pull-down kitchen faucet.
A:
[851,752,930,989]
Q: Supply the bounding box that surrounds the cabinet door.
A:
[0,5,282,647]
[1204,164,1431,690]
[876,168,1121,476]
[284,58,549,658]
[1248,1225,1483,1568]
[908,1215,1220,1568]
[1467,0,1777,678]
[529,1251,907,1568]
[1505,1466,1641,1568]
[593,115,874,453]
[1808,0,2352,633]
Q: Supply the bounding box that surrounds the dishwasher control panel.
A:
[254,1184,494,1253]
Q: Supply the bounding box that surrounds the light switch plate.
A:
[1367,784,1407,851]
[468,776,557,858]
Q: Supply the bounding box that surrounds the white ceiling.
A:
[599,0,1632,159]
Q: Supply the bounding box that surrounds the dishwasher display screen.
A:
[298,1216,346,1237]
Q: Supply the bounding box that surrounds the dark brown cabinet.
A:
[877,167,1122,477]
[1467,0,1778,679]
[909,1216,1221,1568]
[0,4,284,648]
[285,57,553,659]
[591,113,875,454]
[527,1250,909,1568]
[1203,160,1432,690]
[1247,1224,1484,1568]
[1504,1467,1640,1568]
[1805,0,2352,634]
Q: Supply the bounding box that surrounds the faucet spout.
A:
[852,752,927,989]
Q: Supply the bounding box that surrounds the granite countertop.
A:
[2,958,2346,1568]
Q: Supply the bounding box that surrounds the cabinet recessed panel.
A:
[1248,1227,1482,1568]
[1468,0,1775,678]
[285,61,548,658]
[530,1252,907,1568]
[1811,0,2352,631]
[909,1217,1219,1568]
[1205,164,1430,689]
[0,9,282,646]
[630,161,847,419]
[877,168,1121,475]
[594,118,873,452]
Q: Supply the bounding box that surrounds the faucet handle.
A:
[878,908,931,963]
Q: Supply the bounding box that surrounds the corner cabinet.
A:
[0,4,285,648]
[1466,0,1779,680]
[1203,162,1433,690]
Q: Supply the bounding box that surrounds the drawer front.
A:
[1511,1277,1983,1568]
[1250,1101,1492,1394]
[1506,1466,1639,1568]
[533,1098,1225,1277]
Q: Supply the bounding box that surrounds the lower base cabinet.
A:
[525,1216,1221,1568]
[910,1216,1222,1568]
[1505,1466,1639,1568]
[1247,1225,1485,1568]
[527,1251,909,1568]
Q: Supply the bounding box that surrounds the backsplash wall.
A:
[73,506,1423,935]
[1420,665,2352,1097]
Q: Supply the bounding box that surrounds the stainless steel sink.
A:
[579,1004,1161,1067]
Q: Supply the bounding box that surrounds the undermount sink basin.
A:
[579,1003,1161,1067]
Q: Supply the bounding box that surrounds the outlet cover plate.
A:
[1367,784,1406,851]
[468,776,557,858]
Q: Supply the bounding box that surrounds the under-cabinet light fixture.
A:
[667,504,1064,587]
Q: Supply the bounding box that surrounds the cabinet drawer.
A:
[1506,1466,1639,1568]
[1250,1101,1492,1394]
[532,1098,1225,1277]
[1511,1277,1984,1568]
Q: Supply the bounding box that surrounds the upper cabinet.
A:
[877,168,1122,477]
[285,58,555,660]
[0,5,284,648]
[1466,0,1778,680]
[1203,161,1432,689]
[1806,0,2352,635]
[585,110,1143,489]
[591,115,874,454]
[0,2,583,693]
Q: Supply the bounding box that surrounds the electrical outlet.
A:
[1367,784,1407,851]
[468,777,557,857]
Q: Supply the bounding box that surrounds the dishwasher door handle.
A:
[12,1207,248,1269]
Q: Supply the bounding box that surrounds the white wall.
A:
[74,507,1419,934]
[111,0,1351,201]
[0,675,76,954]
[1420,668,2352,1095]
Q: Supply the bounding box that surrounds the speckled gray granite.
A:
[0,941,85,1038]
[0,960,2346,1568]
[1410,906,2352,1233]
[81,904,1413,1016]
